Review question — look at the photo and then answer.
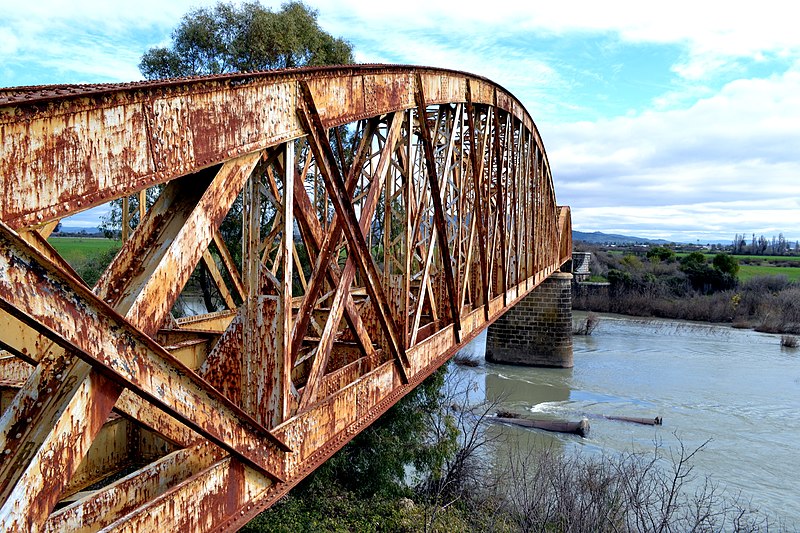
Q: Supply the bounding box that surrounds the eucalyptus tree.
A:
[139,1,354,78]
[102,2,355,309]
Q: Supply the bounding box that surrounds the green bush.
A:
[713,252,740,276]
[646,245,676,262]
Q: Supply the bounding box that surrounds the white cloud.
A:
[0,28,19,56]
[572,198,800,243]
[316,0,800,81]
[550,64,800,240]
[0,0,246,84]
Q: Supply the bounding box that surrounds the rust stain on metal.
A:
[0,64,569,531]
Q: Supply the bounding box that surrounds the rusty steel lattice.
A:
[0,65,571,531]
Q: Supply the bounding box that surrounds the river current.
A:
[453,312,800,526]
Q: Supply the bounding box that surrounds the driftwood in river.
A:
[602,415,663,426]
[491,415,590,437]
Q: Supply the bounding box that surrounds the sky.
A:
[2,0,799,243]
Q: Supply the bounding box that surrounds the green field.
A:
[738,264,800,282]
[593,249,800,283]
[48,236,120,265]
[732,254,800,262]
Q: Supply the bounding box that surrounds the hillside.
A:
[573,230,673,245]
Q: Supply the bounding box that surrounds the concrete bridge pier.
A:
[485,271,574,368]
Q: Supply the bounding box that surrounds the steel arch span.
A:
[0,65,571,531]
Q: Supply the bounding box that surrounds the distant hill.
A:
[53,225,103,236]
[573,230,672,245]
[53,226,672,244]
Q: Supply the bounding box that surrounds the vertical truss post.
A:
[414,75,461,343]
[465,82,490,320]
[121,196,130,243]
[278,142,294,422]
[241,159,285,427]
[139,189,147,223]
[492,97,508,306]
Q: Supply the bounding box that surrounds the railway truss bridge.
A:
[0,65,571,531]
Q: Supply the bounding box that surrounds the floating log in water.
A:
[491,416,590,437]
[603,415,663,426]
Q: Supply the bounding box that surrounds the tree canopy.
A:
[679,251,738,292]
[646,245,676,263]
[139,1,354,79]
[712,252,739,276]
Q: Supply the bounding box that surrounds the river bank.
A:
[574,277,800,335]
[574,248,800,335]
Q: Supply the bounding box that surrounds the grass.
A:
[732,254,800,262]
[49,236,120,265]
[738,264,800,282]
[48,236,121,285]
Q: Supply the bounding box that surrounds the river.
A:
[452,312,800,526]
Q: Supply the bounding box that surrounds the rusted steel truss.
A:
[0,65,571,531]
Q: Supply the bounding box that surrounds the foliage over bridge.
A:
[0,65,571,531]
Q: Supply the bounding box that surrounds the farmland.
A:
[48,236,119,265]
[738,263,800,282]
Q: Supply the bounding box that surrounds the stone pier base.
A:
[486,272,573,368]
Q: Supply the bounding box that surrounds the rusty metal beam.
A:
[465,82,490,320]
[297,81,410,380]
[96,152,261,329]
[0,224,289,476]
[414,77,461,343]
[45,442,225,532]
[298,112,405,409]
[0,65,569,531]
[202,250,236,310]
[0,354,120,531]
[288,119,379,365]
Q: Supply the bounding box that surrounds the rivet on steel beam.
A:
[15,433,21,439]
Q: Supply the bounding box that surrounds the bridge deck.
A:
[0,65,570,531]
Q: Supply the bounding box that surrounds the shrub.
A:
[647,245,676,262]
[576,249,798,333]
[452,353,480,367]
[573,312,600,335]
[620,253,643,270]
[713,252,740,276]
[491,437,781,532]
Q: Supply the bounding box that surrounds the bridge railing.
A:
[0,66,570,531]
